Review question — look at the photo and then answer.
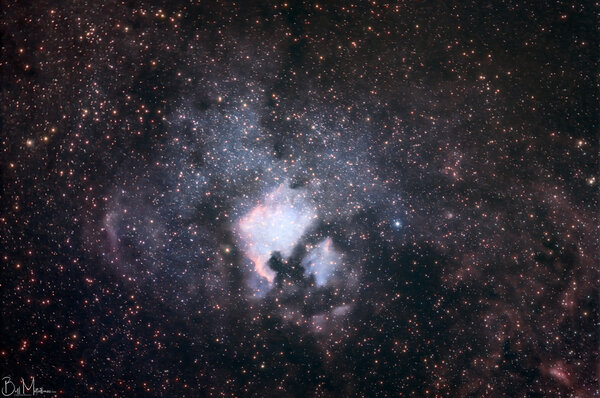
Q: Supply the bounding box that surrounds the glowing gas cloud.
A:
[302,237,342,286]
[237,183,317,282]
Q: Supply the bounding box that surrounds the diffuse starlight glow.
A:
[2,1,595,395]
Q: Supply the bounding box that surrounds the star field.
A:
[1,1,598,396]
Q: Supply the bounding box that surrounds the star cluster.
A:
[1,1,598,396]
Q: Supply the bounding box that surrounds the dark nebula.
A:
[1,1,597,396]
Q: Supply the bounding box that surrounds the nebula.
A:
[2,1,596,396]
[302,237,342,286]
[236,183,317,282]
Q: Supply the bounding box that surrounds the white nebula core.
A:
[237,183,317,282]
[302,237,342,286]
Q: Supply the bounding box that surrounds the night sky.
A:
[1,1,598,396]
